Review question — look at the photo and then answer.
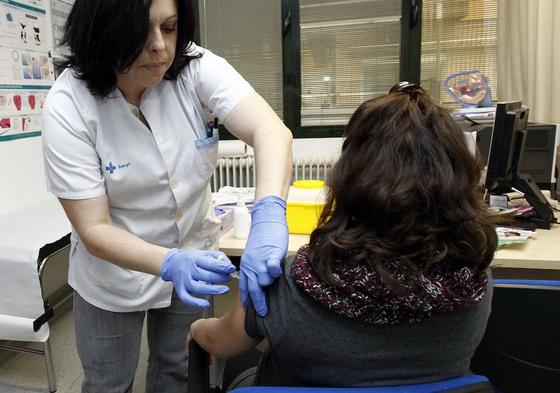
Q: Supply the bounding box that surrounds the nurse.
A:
[41,0,292,392]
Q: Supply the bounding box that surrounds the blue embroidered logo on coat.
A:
[105,162,116,174]
[105,161,131,174]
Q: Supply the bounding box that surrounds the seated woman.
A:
[189,83,497,388]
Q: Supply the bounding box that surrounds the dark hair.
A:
[61,0,199,97]
[309,84,497,290]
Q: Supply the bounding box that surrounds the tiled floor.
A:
[0,282,238,393]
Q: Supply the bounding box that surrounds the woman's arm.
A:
[59,195,168,275]
[59,196,235,307]
[224,91,293,200]
[189,295,261,359]
[222,91,293,316]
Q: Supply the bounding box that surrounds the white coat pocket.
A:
[195,134,219,180]
[200,214,221,250]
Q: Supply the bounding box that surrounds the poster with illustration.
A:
[0,0,49,52]
[0,87,47,139]
[0,0,51,141]
[0,46,53,89]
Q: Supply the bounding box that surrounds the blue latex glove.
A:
[240,195,288,317]
[161,249,236,308]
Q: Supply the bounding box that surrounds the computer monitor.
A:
[485,101,555,229]
[476,122,559,192]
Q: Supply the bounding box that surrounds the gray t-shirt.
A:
[245,257,492,387]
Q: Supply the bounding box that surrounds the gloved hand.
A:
[240,195,288,317]
[161,249,236,308]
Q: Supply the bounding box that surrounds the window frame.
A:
[195,0,423,140]
[282,0,422,138]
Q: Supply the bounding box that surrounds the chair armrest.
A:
[188,340,210,393]
[493,279,560,287]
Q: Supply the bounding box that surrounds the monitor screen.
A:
[476,122,558,189]
[483,102,555,228]
[484,101,529,192]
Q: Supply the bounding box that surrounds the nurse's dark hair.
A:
[309,84,497,290]
[61,0,199,97]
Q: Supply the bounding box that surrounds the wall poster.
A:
[0,0,53,141]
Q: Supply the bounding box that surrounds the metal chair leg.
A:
[43,339,57,392]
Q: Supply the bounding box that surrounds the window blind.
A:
[199,0,283,119]
[421,0,498,107]
[299,0,402,126]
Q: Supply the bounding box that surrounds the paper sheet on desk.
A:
[212,186,255,206]
[496,227,534,249]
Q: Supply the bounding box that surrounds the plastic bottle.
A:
[233,198,251,239]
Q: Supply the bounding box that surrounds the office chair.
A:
[471,279,560,393]
[188,341,493,393]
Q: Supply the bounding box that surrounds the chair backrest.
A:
[229,375,492,392]
[471,279,560,393]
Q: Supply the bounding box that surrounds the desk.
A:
[491,225,560,270]
[219,229,308,258]
[219,224,560,275]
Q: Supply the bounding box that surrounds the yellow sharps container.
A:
[286,180,326,235]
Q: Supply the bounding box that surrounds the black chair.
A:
[471,279,560,393]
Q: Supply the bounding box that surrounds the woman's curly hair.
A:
[308,84,497,290]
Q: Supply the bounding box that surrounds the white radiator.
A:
[211,156,256,191]
[292,157,335,182]
[211,156,336,191]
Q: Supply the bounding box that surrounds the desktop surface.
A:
[219,223,560,271]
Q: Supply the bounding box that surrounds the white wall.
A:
[240,137,343,161]
[291,138,343,161]
[0,137,53,216]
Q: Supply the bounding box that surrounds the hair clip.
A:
[389,81,417,94]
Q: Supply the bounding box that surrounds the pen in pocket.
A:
[206,117,219,138]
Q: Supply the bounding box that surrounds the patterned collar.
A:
[291,244,488,325]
